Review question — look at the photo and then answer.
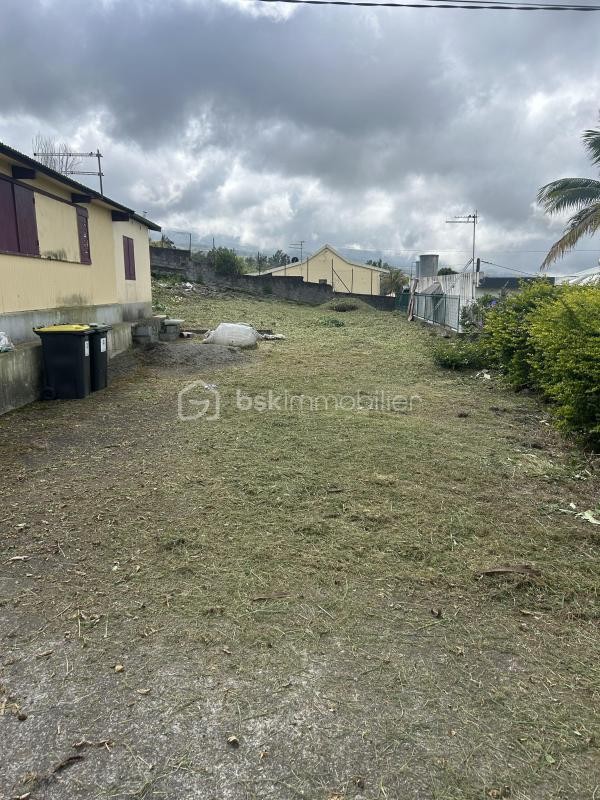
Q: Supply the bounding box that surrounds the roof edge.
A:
[0,142,160,231]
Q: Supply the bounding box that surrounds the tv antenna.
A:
[446,211,478,271]
[33,148,105,195]
[289,240,305,262]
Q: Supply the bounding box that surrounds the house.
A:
[409,258,558,332]
[554,265,600,286]
[475,275,555,298]
[252,244,388,295]
[0,142,160,414]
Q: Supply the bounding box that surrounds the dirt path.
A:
[1,293,598,800]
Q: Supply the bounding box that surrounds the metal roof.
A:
[478,275,555,289]
[255,244,393,275]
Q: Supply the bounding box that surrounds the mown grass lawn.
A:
[1,285,598,800]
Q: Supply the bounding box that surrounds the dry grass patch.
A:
[0,284,598,799]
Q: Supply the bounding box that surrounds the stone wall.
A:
[150,247,399,308]
[150,246,333,305]
[231,273,333,304]
[339,293,396,311]
[149,246,193,275]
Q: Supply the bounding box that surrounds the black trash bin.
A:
[88,324,111,391]
[34,324,92,401]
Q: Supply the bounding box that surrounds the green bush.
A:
[432,336,486,370]
[460,293,495,332]
[431,279,599,446]
[526,286,600,446]
[212,247,245,277]
[329,299,360,312]
[482,279,559,388]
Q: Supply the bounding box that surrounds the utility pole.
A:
[446,211,478,271]
[34,148,105,194]
[289,241,305,262]
[446,211,478,300]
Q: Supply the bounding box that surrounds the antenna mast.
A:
[33,148,104,195]
[445,211,478,272]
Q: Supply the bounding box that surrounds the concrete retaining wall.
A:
[338,293,396,311]
[0,320,134,416]
[0,301,151,345]
[149,246,192,273]
[230,273,333,304]
[0,343,42,415]
[108,322,133,357]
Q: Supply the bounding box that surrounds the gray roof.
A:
[478,276,555,290]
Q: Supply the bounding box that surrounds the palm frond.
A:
[583,128,600,168]
[541,202,600,269]
[537,178,600,214]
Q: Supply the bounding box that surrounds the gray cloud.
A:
[1,0,599,271]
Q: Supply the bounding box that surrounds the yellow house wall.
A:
[36,194,80,262]
[0,200,118,314]
[274,248,382,294]
[0,152,153,315]
[86,203,119,307]
[112,220,153,306]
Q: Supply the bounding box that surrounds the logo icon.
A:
[178,381,221,422]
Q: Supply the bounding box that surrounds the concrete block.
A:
[0,342,42,415]
[108,322,133,357]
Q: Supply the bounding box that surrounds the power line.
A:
[251,0,600,10]
[193,235,600,257]
[327,244,600,255]
[446,211,478,275]
[480,259,540,276]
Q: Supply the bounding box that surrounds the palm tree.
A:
[380,269,408,296]
[538,127,600,269]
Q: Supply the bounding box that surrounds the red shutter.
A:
[0,180,19,253]
[123,235,136,280]
[14,184,39,256]
[76,207,91,264]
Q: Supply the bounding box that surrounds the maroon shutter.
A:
[123,235,136,280]
[0,180,19,253]
[14,184,39,255]
[76,207,91,264]
[128,238,136,280]
[123,236,130,278]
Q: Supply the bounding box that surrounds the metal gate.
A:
[396,292,461,331]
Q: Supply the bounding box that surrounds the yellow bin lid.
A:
[35,324,91,333]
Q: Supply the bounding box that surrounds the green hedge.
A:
[527,286,600,444]
[432,337,486,370]
[432,281,600,448]
[482,280,559,389]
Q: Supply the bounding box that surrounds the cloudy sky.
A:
[1,0,599,273]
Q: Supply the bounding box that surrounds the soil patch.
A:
[134,340,248,372]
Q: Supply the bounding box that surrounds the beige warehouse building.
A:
[254,244,388,295]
